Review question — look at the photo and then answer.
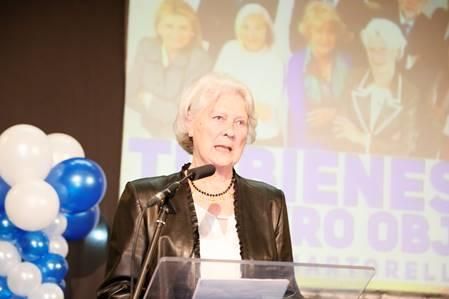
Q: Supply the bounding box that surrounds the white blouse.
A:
[194,202,241,260]
[194,202,242,279]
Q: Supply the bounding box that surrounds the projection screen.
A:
[121,0,449,294]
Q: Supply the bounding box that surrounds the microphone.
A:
[145,164,216,208]
[187,164,216,180]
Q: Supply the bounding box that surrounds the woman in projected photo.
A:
[333,18,418,157]
[97,73,300,298]
[285,1,351,149]
[126,0,211,139]
[214,3,285,147]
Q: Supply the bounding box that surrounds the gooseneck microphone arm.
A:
[131,164,216,299]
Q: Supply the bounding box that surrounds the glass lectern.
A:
[143,257,375,299]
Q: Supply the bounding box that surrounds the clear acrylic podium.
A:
[143,257,375,299]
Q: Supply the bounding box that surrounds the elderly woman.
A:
[126,0,211,138]
[285,1,351,149]
[333,18,418,156]
[214,3,285,146]
[97,73,297,298]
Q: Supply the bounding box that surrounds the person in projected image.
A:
[285,1,351,149]
[126,0,211,139]
[381,0,446,94]
[288,0,398,68]
[422,42,449,160]
[195,0,278,60]
[333,19,418,157]
[214,3,285,147]
[97,73,300,298]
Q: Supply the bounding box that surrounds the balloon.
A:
[5,180,59,231]
[46,158,107,213]
[63,205,100,240]
[28,283,64,299]
[17,231,49,262]
[49,235,68,258]
[0,211,23,243]
[0,276,26,299]
[7,262,42,297]
[0,177,9,212]
[42,214,67,237]
[68,216,109,278]
[48,133,85,166]
[35,253,68,284]
[0,124,53,186]
[0,241,21,276]
[0,276,14,299]
[57,279,66,290]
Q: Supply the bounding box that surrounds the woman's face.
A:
[189,92,249,170]
[237,14,269,52]
[157,13,194,50]
[365,35,399,70]
[308,22,337,58]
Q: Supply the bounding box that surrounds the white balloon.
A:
[7,262,42,297]
[48,133,85,166]
[5,180,60,231]
[43,214,68,237]
[28,283,64,299]
[49,235,69,258]
[0,124,52,186]
[0,241,21,276]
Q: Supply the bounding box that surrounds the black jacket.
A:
[97,167,297,298]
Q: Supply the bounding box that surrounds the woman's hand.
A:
[333,116,368,146]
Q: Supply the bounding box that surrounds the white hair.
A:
[174,72,257,154]
[361,18,407,59]
[234,3,274,46]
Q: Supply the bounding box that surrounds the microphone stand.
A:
[132,198,176,299]
[131,165,215,298]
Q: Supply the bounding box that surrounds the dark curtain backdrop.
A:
[0,0,126,298]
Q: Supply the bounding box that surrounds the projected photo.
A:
[125,0,449,160]
[122,0,449,295]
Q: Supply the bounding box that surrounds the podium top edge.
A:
[157,257,376,273]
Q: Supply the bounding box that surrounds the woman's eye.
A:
[236,120,247,126]
[213,115,224,120]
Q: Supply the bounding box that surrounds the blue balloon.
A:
[46,158,107,213]
[0,177,10,212]
[0,276,13,299]
[0,276,25,299]
[0,211,24,243]
[35,253,68,284]
[63,205,100,241]
[17,231,49,262]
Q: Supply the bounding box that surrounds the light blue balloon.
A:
[46,158,107,213]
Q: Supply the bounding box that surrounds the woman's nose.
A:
[223,123,235,137]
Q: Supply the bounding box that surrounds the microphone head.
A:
[187,164,216,180]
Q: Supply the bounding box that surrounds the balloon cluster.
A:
[0,124,106,298]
